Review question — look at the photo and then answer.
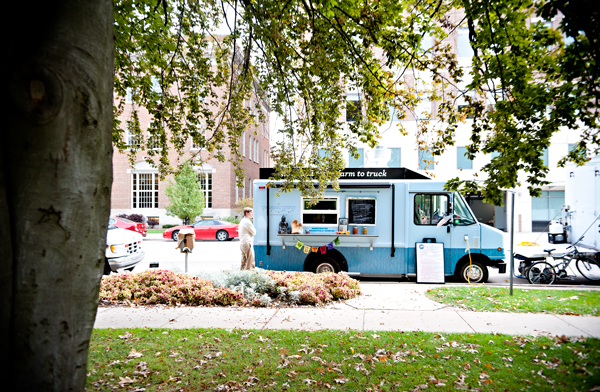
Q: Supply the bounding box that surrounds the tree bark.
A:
[2,1,113,390]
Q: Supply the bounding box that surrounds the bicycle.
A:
[527,236,600,285]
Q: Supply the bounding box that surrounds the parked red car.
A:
[163,219,239,241]
[110,217,147,237]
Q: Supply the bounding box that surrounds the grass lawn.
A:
[147,229,165,234]
[87,328,600,391]
[426,286,600,316]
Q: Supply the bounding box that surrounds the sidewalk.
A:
[94,283,600,338]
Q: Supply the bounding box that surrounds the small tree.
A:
[235,197,253,218]
[164,164,205,224]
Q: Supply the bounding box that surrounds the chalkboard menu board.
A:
[347,198,376,225]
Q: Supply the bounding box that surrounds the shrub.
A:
[235,197,253,217]
[117,213,145,223]
[162,224,177,229]
[100,269,362,307]
[218,216,241,224]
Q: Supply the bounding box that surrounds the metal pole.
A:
[185,251,188,274]
[510,191,515,296]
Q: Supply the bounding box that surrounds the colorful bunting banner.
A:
[288,236,345,255]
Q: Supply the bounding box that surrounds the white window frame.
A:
[131,172,159,209]
[242,131,246,157]
[198,170,213,209]
[301,196,340,226]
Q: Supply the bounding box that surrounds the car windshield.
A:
[214,220,231,225]
[118,217,134,223]
[107,224,118,230]
[453,192,477,225]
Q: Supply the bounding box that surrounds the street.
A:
[124,233,599,287]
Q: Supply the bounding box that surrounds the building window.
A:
[541,147,549,167]
[301,197,339,225]
[249,135,252,159]
[457,147,473,169]
[414,194,449,225]
[318,149,330,158]
[132,173,159,208]
[242,131,246,157]
[198,172,213,209]
[387,148,401,168]
[415,97,431,120]
[532,190,565,232]
[346,95,361,122]
[389,104,402,122]
[418,149,435,170]
[348,148,364,168]
[457,28,473,58]
[249,178,252,198]
[255,140,259,162]
[421,34,433,58]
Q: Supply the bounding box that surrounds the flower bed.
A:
[99,269,361,307]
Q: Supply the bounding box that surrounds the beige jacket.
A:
[239,217,256,244]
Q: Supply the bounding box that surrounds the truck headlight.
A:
[110,245,116,253]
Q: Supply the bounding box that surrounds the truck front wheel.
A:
[314,257,340,274]
[457,260,488,283]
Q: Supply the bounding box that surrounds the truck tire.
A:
[457,260,488,283]
[314,257,340,274]
[303,249,348,273]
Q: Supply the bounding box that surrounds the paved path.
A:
[94,283,600,337]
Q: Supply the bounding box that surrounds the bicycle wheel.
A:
[576,257,600,281]
[527,261,556,285]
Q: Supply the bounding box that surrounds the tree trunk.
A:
[2,1,113,390]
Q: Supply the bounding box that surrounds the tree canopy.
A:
[114,0,599,205]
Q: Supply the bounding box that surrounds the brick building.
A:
[110,92,271,226]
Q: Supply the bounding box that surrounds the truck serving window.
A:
[414,194,449,225]
[302,197,339,225]
[453,192,477,225]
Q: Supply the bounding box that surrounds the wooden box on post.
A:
[177,228,195,253]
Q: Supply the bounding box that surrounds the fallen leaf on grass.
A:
[128,349,143,358]
[118,376,137,386]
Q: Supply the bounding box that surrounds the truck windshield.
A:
[453,192,477,225]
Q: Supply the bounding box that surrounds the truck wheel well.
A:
[454,253,491,275]
[303,249,348,272]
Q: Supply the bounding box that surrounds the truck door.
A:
[449,192,481,265]
[410,193,452,273]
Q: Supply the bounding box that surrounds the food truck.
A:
[253,168,506,283]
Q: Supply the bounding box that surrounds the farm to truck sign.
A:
[259,167,430,181]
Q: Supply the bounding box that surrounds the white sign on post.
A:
[415,242,445,284]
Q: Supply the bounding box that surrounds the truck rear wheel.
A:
[314,257,340,274]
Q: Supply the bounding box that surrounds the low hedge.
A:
[99,269,361,307]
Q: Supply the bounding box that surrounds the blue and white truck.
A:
[252,167,506,283]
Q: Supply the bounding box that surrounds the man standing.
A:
[239,207,257,270]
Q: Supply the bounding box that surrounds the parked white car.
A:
[104,223,145,274]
